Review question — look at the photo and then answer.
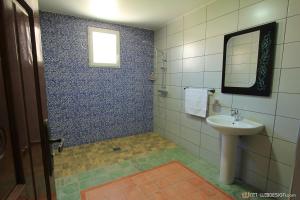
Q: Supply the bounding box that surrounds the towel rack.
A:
[184,87,215,94]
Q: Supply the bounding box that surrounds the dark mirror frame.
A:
[221,22,277,96]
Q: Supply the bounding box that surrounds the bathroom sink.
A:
[206,114,264,184]
[206,115,264,135]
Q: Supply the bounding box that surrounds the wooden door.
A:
[0,0,56,199]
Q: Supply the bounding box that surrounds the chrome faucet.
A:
[231,108,241,121]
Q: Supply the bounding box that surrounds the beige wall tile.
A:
[183,57,205,72]
[167,17,183,35]
[205,36,224,55]
[207,0,239,21]
[206,12,238,37]
[277,93,300,119]
[184,23,206,44]
[274,116,300,143]
[279,68,300,93]
[271,138,296,166]
[282,42,300,68]
[285,15,300,43]
[238,0,288,30]
[184,7,206,29]
[268,160,293,188]
[167,32,183,48]
[183,40,205,58]
[232,93,277,115]
[288,0,300,16]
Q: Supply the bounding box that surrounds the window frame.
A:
[88,27,120,68]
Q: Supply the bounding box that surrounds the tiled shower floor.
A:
[54,133,265,200]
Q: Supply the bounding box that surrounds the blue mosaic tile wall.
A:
[40,12,154,147]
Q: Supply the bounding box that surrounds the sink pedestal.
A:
[220,134,238,184]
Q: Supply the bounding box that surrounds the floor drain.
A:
[113,147,121,151]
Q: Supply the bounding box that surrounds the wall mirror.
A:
[221,22,276,96]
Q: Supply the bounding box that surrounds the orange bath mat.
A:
[81,161,234,200]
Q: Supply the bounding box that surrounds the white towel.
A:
[185,88,208,118]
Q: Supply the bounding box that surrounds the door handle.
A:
[49,138,64,153]
[43,119,64,153]
[0,129,6,160]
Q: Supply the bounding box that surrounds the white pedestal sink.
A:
[206,115,264,184]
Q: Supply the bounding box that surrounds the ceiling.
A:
[39,0,214,30]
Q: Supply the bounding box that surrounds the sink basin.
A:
[206,115,264,135]
[206,115,264,184]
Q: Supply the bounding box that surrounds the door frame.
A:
[0,0,54,199]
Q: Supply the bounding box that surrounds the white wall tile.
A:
[182,72,204,87]
[166,120,181,135]
[166,98,182,112]
[272,69,280,93]
[200,133,220,154]
[266,180,289,194]
[154,27,166,41]
[178,138,200,157]
[180,113,202,131]
[184,23,206,44]
[184,7,206,29]
[199,147,220,166]
[274,116,300,143]
[207,0,239,21]
[181,126,201,145]
[203,72,222,88]
[238,0,288,30]
[183,57,205,72]
[240,169,267,191]
[183,40,205,58]
[282,42,300,68]
[167,46,183,60]
[279,68,300,93]
[167,86,182,99]
[285,15,300,43]
[274,44,283,69]
[271,138,296,166]
[167,60,182,73]
[205,36,224,55]
[268,160,293,188]
[239,0,263,8]
[232,93,277,115]
[206,12,238,37]
[154,39,166,51]
[275,19,286,44]
[204,54,223,71]
[277,93,300,119]
[240,150,269,177]
[166,73,182,86]
[167,17,183,35]
[239,135,272,157]
[288,0,300,16]
[201,121,220,138]
[166,109,181,123]
[167,32,183,48]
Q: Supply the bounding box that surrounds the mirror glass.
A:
[224,30,260,88]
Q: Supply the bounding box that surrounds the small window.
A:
[88,27,120,67]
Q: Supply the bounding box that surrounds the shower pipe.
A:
[154,47,167,90]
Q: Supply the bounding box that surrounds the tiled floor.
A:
[81,161,234,200]
[54,132,266,200]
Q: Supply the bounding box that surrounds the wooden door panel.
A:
[0,0,55,198]
[0,55,17,200]
[12,0,47,199]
